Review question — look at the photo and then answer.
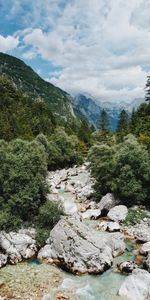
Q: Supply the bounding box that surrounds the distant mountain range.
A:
[74,94,144,131]
[0,52,144,133]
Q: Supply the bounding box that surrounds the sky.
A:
[0,0,150,105]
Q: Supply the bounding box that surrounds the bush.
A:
[47,127,83,170]
[123,209,150,226]
[0,138,48,229]
[36,200,64,246]
[88,134,150,206]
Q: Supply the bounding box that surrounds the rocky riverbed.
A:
[0,164,150,300]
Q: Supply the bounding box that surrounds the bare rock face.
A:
[97,193,119,215]
[81,209,101,220]
[107,222,121,232]
[0,254,8,268]
[140,242,150,255]
[124,221,150,242]
[0,231,37,266]
[107,205,128,223]
[118,269,150,300]
[38,216,125,274]
[117,261,138,274]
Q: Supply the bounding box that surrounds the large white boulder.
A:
[97,193,119,214]
[38,216,125,274]
[118,269,150,300]
[107,205,128,223]
[0,231,37,265]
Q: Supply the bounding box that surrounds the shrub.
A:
[0,138,48,229]
[88,134,150,206]
[36,200,64,246]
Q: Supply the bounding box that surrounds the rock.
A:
[124,221,150,242]
[107,205,128,223]
[81,209,101,220]
[0,253,8,268]
[118,269,150,300]
[117,261,138,273]
[140,242,150,255]
[38,245,54,260]
[108,232,125,257]
[107,222,120,232]
[39,216,125,274]
[97,221,108,232]
[0,231,37,265]
[97,193,119,215]
[144,253,150,272]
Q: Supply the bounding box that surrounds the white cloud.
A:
[0,35,19,52]
[1,0,150,104]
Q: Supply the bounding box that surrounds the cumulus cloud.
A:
[0,35,19,52]
[1,0,150,103]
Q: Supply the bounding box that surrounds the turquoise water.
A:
[56,239,135,300]
[27,258,41,266]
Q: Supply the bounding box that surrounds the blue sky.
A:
[0,0,150,104]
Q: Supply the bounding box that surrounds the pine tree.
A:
[145,76,150,102]
[117,109,129,132]
[99,109,109,133]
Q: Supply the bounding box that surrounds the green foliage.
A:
[116,109,130,141]
[47,127,83,170]
[130,102,150,151]
[88,134,150,206]
[0,138,48,230]
[123,209,150,226]
[99,109,110,133]
[36,200,64,246]
[0,75,55,141]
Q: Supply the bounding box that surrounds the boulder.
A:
[0,231,37,265]
[107,222,120,232]
[124,221,150,242]
[140,242,150,255]
[38,216,125,274]
[97,221,108,232]
[117,261,138,273]
[81,209,101,220]
[107,205,128,223]
[118,269,150,300]
[0,253,8,268]
[144,253,150,272]
[97,193,119,215]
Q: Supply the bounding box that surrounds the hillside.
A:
[0,52,76,129]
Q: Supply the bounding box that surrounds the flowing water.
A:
[0,167,142,300]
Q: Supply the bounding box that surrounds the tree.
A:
[99,109,110,133]
[117,109,129,141]
[145,76,150,102]
[88,134,150,206]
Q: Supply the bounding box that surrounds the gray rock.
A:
[107,205,128,222]
[0,253,8,268]
[97,221,108,232]
[97,193,119,215]
[107,222,120,232]
[118,269,150,300]
[81,209,101,220]
[0,231,37,265]
[140,242,150,255]
[117,261,138,273]
[124,222,150,242]
[39,216,125,274]
[144,253,150,272]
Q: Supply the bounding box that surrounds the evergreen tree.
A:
[117,109,130,142]
[145,76,150,102]
[99,109,109,132]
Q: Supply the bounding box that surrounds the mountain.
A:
[74,94,144,131]
[0,52,76,129]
